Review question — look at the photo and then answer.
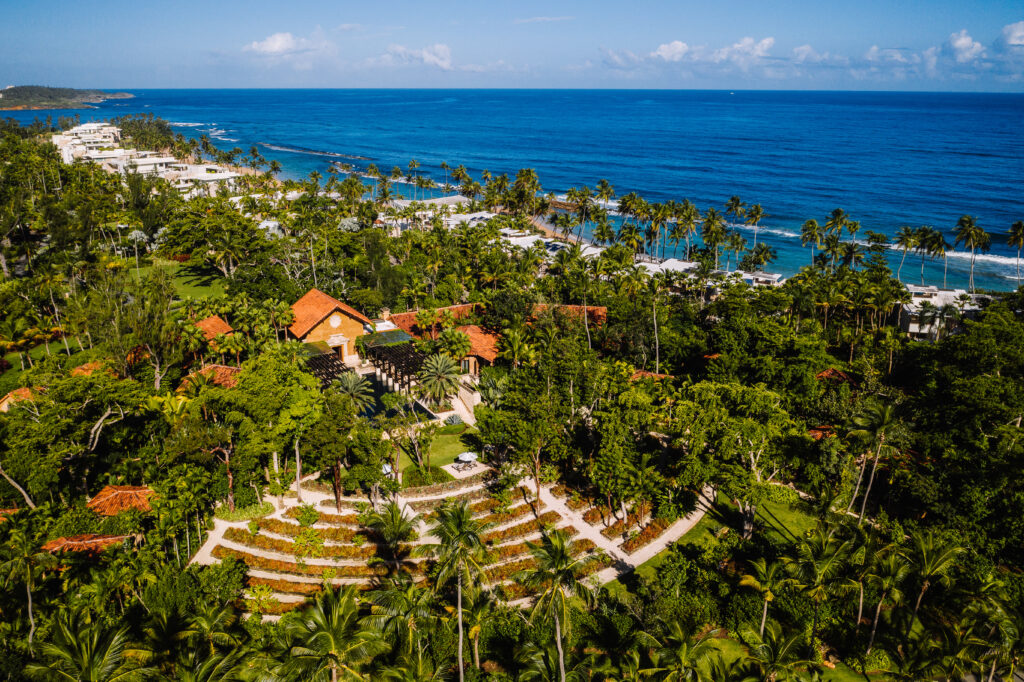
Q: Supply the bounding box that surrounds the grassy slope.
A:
[397,427,479,478]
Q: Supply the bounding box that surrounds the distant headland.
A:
[0,85,133,110]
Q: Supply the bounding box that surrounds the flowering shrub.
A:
[582,506,613,526]
[412,488,490,512]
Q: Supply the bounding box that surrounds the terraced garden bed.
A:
[410,487,490,512]
[212,546,410,577]
[223,527,398,560]
[481,511,561,545]
[583,505,615,526]
[257,518,363,543]
[600,513,643,539]
[285,508,362,526]
[621,518,673,555]
[402,470,491,498]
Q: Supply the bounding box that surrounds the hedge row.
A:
[415,489,493,514]
[402,470,491,499]
[240,599,307,615]
[246,576,324,596]
[620,518,673,554]
[409,487,490,512]
[224,527,390,560]
[258,518,360,543]
[317,498,365,511]
[478,503,537,527]
[485,538,597,582]
[481,511,560,545]
[212,546,398,578]
[285,507,362,527]
[486,526,580,563]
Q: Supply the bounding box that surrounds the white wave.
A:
[942,250,1019,268]
[168,122,206,127]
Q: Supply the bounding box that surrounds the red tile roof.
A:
[456,325,500,363]
[815,368,854,383]
[87,485,155,516]
[289,289,372,338]
[630,370,674,381]
[808,426,836,441]
[42,534,127,554]
[70,361,113,377]
[179,364,241,391]
[0,387,37,412]
[195,315,234,341]
[389,304,480,337]
[533,304,607,326]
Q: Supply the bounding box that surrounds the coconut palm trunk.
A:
[457,575,465,682]
[554,610,567,682]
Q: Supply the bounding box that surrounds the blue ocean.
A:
[9,89,1024,291]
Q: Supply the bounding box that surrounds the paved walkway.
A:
[533,481,715,584]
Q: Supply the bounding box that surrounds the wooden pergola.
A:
[366,342,425,394]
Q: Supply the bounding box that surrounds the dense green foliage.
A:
[1,118,1023,679]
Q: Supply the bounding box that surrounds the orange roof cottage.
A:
[289,288,374,361]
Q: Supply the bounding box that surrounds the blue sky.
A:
[2,0,1022,90]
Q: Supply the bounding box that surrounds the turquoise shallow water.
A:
[10,89,1024,290]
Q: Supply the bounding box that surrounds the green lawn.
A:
[396,428,479,472]
[135,261,226,299]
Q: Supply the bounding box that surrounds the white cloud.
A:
[514,16,573,24]
[948,29,985,63]
[376,44,453,70]
[711,36,775,68]
[336,23,363,32]
[651,40,689,62]
[1001,21,1024,48]
[246,32,312,56]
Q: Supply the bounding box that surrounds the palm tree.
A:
[418,353,461,409]
[365,501,419,575]
[784,526,849,658]
[172,647,247,682]
[801,219,823,268]
[746,621,812,682]
[25,607,156,681]
[740,558,789,637]
[902,530,965,627]
[2,524,55,650]
[847,400,898,524]
[333,372,376,414]
[367,576,436,657]
[882,635,941,681]
[746,203,767,248]
[516,530,598,682]
[641,621,718,681]
[725,195,746,222]
[460,585,495,670]
[701,208,727,270]
[954,215,990,293]
[1009,220,1024,287]
[925,228,953,289]
[825,208,849,237]
[866,553,910,654]
[279,586,389,682]
[894,226,918,283]
[416,501,492,682]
